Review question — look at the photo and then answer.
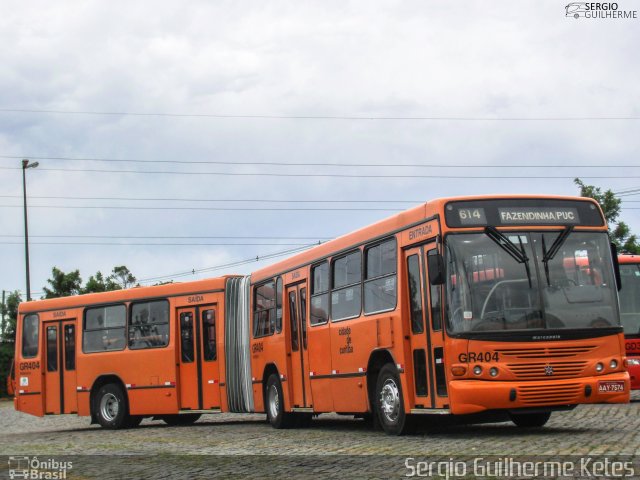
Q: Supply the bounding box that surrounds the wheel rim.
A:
[100,393,119,422]
[268,384,280,420]
[379,378,400,424]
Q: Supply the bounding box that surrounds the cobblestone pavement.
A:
[1,393,639,478]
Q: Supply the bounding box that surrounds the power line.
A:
[0,155,636,169]
[0,166,639,179]
[1,108,639,121]
[0,242,317,246]
[137,244,316,284]
[0,234,332,240]
[0,204,401,212]
[0,194,419,204]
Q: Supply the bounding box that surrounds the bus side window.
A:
[202,309,216,361]
[180,312,194,363]
[310,262,329,325]
[22,314,39,358]
[427,249,443,331]
[407,254,424,334]
[47,326,58,372]
[64,325,75,371]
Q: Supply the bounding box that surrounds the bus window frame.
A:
[82,302,127,354]
[310,260,330,327]
[21,313,40,359]
[363,237,398,316]
[128,299,170,351]
[330,248,363,323]
[275,276,283,334]
[253,279,277,339]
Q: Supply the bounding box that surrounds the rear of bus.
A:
[439,197,629,422]
[618,254,640,389]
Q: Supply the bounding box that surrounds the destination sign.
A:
[457,207,487,226]
[445,199,604,228]
[498,207,580,225]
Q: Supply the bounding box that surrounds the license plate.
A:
[598,381,625,393]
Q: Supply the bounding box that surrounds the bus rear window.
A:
[22,314,39,358]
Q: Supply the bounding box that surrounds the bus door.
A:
[405,247,432,405]
[285,282,312,409]
[177,305,221,411]
[404,244,448,409]
[43,320,77,414]
[424,246,448,407]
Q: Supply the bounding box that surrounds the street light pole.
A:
[22,159,39,301]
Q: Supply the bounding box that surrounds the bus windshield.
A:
[619,262,640,336]
[446,231,618,334]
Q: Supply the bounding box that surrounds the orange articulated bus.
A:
[617,254,640,389]
[14,195,630,434]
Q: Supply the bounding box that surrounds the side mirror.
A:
[611,243,621,291]
[427,252,445,285]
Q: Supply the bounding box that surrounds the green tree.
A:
[0,291,20,397]
[83,271,120,294]
[575,178,640,254]
[110,266,137,289]
[1,290,21,342]
[42,267,83,298]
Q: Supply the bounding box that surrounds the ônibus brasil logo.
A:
[565,2,638,19]
[7,456,73,479]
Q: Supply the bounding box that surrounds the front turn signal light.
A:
[451,366,467,377]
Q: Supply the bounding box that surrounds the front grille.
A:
[496,345,596,359]
[507,361,587,380]
[518,383,582,406]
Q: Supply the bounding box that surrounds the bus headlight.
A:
[610,359,618,369]
[473,365,483,375]
[596,362,604,372]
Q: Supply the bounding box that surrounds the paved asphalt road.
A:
[1,393,639,478]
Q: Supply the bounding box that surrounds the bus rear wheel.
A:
[510,412,551,428]
[375,364,413,435]
[265,374,295,429]
[95,383,130,429]
[162,414,201,426]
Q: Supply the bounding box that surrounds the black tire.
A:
[162,414,201,426]
[375,364,413,435]
[510,412,551,428]
[94,383,130,429]
[265,374,295,429]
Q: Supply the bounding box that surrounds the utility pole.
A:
[22,159,39,301]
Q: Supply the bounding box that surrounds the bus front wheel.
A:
[95,383,130,429]
[265,374,295,429]
[375,364,413,435]
[510,411,551,428]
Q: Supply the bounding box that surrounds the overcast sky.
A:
[0,0,638,299]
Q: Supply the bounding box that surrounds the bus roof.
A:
[19,275,233,314]
[252,194,603,283]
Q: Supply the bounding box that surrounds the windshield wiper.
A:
[484,226,532,288]
[542,226,574,286]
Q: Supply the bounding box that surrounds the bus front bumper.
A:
[448,372,630,415]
